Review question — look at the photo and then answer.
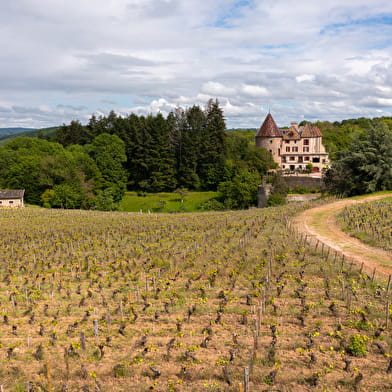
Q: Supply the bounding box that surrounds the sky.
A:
[1,0,392,129]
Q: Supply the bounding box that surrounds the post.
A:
[386,275,391,298]
[371,267,376,282]
[94,320,99,339]
[46,362,52,392]
[80,332,86,351]
[244,366,249,392]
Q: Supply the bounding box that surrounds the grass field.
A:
[119,191,219,213]
[0,202,391,391]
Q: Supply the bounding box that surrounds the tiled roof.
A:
[282,126,301,140]
[0,190,25,199]
[300,124,323,137]
[256,113,282,138]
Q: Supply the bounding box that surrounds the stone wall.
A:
[283,175,326,191]
[258,175,325,207]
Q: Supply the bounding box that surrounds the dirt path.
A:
[293,194,392,278]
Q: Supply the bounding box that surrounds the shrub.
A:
[347,334,369,357]
[199,199,225,211]
[267,194,286,206]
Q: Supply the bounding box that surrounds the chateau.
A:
[255,113,329,173]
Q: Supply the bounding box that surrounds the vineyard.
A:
[0,204,391,392]
[338,197,392,251]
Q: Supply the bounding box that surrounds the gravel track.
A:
[292,194,392,278]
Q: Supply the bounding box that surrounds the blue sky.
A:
[0,0,392,128]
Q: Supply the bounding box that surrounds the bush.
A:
[199,199,225,211]
[347,334,369,357]
[267,194,286,206]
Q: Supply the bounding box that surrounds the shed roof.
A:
[0,190,25,200]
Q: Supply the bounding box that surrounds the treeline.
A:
[0,100,277,210]
[324,121,392,196]
[310,116,392,159]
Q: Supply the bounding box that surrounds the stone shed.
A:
[0,190,25,208]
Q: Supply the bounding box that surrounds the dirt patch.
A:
[293,194,392,278]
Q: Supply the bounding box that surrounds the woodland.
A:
[0,101,391,210]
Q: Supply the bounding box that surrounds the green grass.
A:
[119,191,219,213]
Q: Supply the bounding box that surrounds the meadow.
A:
[119,191,219,213]
[0,202,391,391]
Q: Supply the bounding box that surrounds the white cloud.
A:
[201,81,236,97]
[296,74,315,83]
[0,1,392,128]
[241,84,269,97]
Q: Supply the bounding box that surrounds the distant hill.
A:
[0,127,36,137]
[0,126,59,146]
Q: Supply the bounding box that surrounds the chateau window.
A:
[303,147,309,152]
[0,201,2,204]
[282,165,285,169]
[304,157,310,161]
[270,140,273,144]
[285,140,289,144]
[292,146,298,152]
[304,139,309,145]
[286,147,290,152]
[289,156,295,161]
[9,201,13,204]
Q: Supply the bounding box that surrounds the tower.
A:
[255,113,282,166]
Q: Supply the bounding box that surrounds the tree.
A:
[325,123,392,196]
[198,99,227,189]
[218,168,261,209]
[54,120,92,147]
[0,137,103,208]
[86,133,127,202]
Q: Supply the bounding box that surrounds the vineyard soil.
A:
[0,203,391,391]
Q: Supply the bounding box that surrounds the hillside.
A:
[0,126,59,146]
[0,202,390,391]
[0,127,36,137]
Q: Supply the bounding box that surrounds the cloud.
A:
[241,84,269,97]
[201,81,236,96]
[296,74,315,83]
[0,1,392,128]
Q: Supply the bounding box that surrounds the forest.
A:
[0,101,391,210]
[0,100,277,210]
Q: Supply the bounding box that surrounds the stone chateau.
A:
[255,113,329,173]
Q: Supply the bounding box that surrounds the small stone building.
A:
[255,113,329,173]
[0,190,25,208]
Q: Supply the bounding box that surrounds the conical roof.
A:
[256,113,282,138]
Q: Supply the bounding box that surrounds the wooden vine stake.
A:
[386,275,391,298]
[371,267,376,283]
[46,362,52,392]
[243,366,249,392]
